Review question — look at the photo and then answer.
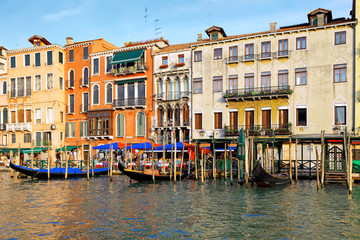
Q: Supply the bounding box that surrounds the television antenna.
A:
[155,19,162,38]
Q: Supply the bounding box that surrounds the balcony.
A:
[224,124,292,137]
[113,98,146,108]
[80,78,89,88]
[155,91,191,101]
[6,122,32,132]
[276,50,290,58]
[87,128,113,139]
[80,104,89,113]
[0,124,6,131]
[66,80,75,89]
[224,85,292,101]
[153,119,190,129]
[260,52,272,60]
[111,64,148,76]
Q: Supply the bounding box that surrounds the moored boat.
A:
[117,162,186,181]
[10,161,109,180]
[252,162,290,186]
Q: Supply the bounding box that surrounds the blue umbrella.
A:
[126,142,159,150]
[154,142,187,151]
[93,142,120,150]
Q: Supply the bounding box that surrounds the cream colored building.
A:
[6,35,66,160]
[0,46,8,149]
[153,43,192,144]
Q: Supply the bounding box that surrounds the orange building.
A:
[88,39,169,147]
[64,37,117,159]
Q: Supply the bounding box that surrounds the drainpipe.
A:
[190,46,195,143]
[352,21,357,133]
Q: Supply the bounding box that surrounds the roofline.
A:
[89,43,154,57]
[6,44,64,54]
[190,20,355,47]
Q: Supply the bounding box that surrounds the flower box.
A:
[159,64,168,69]
[175,63,185,67]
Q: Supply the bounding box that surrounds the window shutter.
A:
[65,123,69,138]
[80,121,83,137]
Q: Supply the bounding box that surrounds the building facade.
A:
[0,46,8,150]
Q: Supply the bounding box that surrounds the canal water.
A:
[1,172,360,240]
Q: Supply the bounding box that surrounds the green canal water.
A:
[1,172,360,239]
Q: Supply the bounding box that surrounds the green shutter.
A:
[65,123,69,138]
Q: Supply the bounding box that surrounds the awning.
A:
[23,148,49,154]
[110,49,145,65]
[56,146,78,152]
[115,77,146,85]
[0,148,30,153]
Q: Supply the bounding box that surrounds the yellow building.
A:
[6,35,66,161]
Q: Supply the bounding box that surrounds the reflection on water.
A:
[1,172,360,239]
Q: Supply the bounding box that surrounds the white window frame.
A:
[10,56,16,69]
[334,30,347,46]
[35,108,41,124]
[92,57,100,75]
[34,52,41,67]
[116,113,126,137]
[105,82,113,104]
[213,110,223,130]
[46,50,53,66]
[68,94,75,113]
[295,36,307,51]
[24,54,31,67]
[333,102,347,126]
[295,105,308,127]
[136,111,146,137]
[46,107,54,124]
[92,84,100,105]
[105,55,113,74]
[34,74,41,91]
[46,72,54,90]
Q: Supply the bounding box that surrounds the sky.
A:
[0,0,353,50]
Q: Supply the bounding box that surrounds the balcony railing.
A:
[277,50,289,58]
[6,122,32,132]
[88,128,113,137]
[153,119,190,128]
[111,63,148,76]
[225,51,291,64]
[80,104,89,113]
[66,80,75,89]
[113,98,146,108]
[80,78,89,87]
[155,91,191,101]
[224,85,292,100]
[66,106,75,114]
[0,124,6,131]
[224,124,292,136]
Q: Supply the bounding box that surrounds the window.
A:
[278,70,288,90]
[65,122,75,138]
[245,110,254,129]
[10,110,15,123]
[312,17,318,25]
[10,78,15,97]
[334,64,347,83]
[213,76,223,92]
[87,112,111,136]
[229,111,238,130]
[279,109,288,127]
[17,107,24,123]
[194,51,202,62]
[35,52,41,67]
[195,113,202,130]
[26,76,31,96]
[46,73,53,90]
[335,31,346,45]
[261,72,271,91]
[116,113,125,137]
[245,44,254,60]
[17,77,24,97]
[59,51,64,64]
[2,81,6,94]
[93,85,99,104]
[138,81,145,101]
[295,68,307,86]
[69,94,75,113]
[60,111,64,123]
[335,105,346,125]
[214,112,222,129]
[137,112,146,136]
[162,56,168,66]
[296,37,306,50]
[24,133,31,143]
[296,107,307,126]
[35,109,41,124]
[47,51,53,65]
[261,41,271,58]
[80,121,88,137]
[24,54,30,66]
[59,77,63,90]
[229,46,238,62]
[211,32,218,40]
[0,63,4,70]
[10,56,16,68]
[245,73,254,92]
[229,75,238,92]
[178,54,184,64]
[47,107,54,124]
[3,108,8,124]
[35,75,41,91]
[35,132,41,146]
[1,134,7,146]
[93,58,99,74]
[106,56,112,73]
[261,109,271,129]
[106,83,113,104]
[82,92,89,112]
[69,70,75,88]
[193,78,202,94]
[83,67,89,85]
[11,134,16,144]
[214,48,222,60]
[69,49,74,62]
[278,39,288,56]
[83,46,89,60]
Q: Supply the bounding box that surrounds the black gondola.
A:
[10,161,109,180]
[117,162,187,181]
[252,162,290,186]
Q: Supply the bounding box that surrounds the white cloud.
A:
[42,6,82,22]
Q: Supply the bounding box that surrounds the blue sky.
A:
[0,0,352,49]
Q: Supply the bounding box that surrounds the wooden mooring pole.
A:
[180,143,184,181]
[152,141,155,183]
[295,139,298,183]
[10,150,14,178]
[316,146,320,190]
[201,149,204,184]
[47,143,50,180]
[321,130,325,187]
[289,137,292,184]
[230,145,233,184]
[65,144,68,180]
[87,141,91,181]
[224,143,227,180]
[195,144,198,180]
[349,143,353,194]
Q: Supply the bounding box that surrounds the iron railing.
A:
[224,124,292,136]
[0,124,6,131]
[113,98,146,108]
[80,78,89,87]
[155,91,191,101]
[224,85,292,99]
[80,104,89,113]
[88,128,113,137]
[66,80,75,89]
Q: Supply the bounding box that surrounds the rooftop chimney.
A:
[66,37,73,45]
[270,22,277,33]
[197,33,202,41]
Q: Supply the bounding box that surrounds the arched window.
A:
[175,78,180,99]
[3,81,7,95]
[93,85,99,104]
[83,67,89,85]
[166,79,172,100]
[137,111,146,136]
[158,79,163,95]
[69,70,75,87]
[3,108,8,124]
[116,113,125,137]
[106,83,113,104]
[184,76,189,92]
